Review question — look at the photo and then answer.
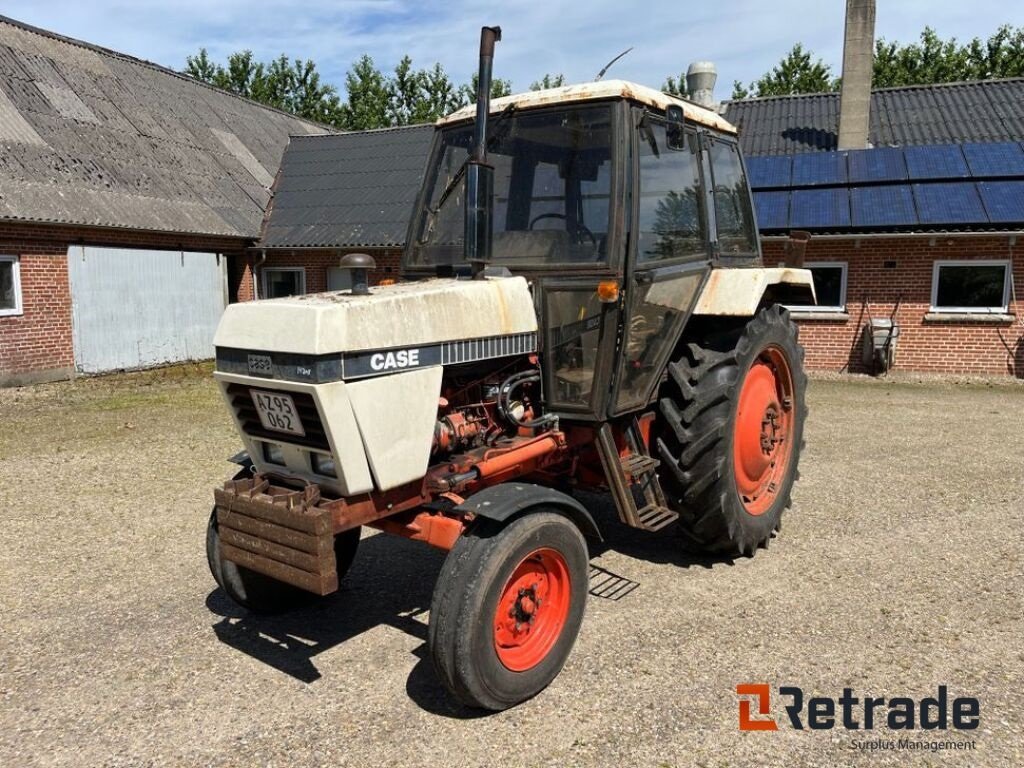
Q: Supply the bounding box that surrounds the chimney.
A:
[837,0,876,150]
[686,61,717,109]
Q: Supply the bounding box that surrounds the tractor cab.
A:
[403,81,762,421]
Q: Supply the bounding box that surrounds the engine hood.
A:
[214,276,538,355]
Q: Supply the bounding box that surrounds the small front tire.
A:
[428,511,589,710]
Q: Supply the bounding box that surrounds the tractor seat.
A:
[491,230,569,262]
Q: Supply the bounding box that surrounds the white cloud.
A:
[4,0,1022,99]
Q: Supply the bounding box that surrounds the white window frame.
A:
[786,261,848,313]
[261,266,306,299]
[0,255,23,317]
[930,259,1011,314]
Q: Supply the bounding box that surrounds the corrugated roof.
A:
[260,124,434,249]
[723,78,1024,157]
[0,15,332,239]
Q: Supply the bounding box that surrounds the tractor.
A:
[206,26,815,710]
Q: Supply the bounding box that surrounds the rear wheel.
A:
[656,304,807,555]
[206,509,360,613]
[428,511,589,710]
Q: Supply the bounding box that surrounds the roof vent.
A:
[686,62,718,109]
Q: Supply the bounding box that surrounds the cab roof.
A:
[437,79,737,135]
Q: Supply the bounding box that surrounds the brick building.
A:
[723,80,1024,377]
[254,124,433,296]
[0,15,329,386]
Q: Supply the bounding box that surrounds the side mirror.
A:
[665,104,686,150]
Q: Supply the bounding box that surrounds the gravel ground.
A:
[1,366,1022,768]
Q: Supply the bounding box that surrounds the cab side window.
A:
[636,124,706,263]
[708,140,757,256]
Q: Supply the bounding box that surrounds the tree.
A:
[458,72,513,105]
[874,25,1024,87]
[732,44,837,99]
[530,73,566,91]
[184,48,343,124]
[342,55,391,130]
[728,24,1024,100]
[661,73,689,99]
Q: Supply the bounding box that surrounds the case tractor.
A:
[206,27,816,710]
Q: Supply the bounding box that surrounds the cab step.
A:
[597,421,679,532]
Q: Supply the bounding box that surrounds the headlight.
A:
[312,452,337,477]
[262,442,285,465]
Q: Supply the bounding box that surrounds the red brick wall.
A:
[255,248,403,296]
[0,222,251,384]
[763,236,1024,377]
[0,251,74,382]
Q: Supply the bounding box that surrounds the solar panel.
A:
[847,147,907,183]
[850,185,917,228]
[963,142,1024,178]
[904,145,969,180]
[913,183,989,225]
[789,188,851,229]
[977,181,1024,223]
[746,156,792,189]
[752,191,790,230]
[792,151,847,187]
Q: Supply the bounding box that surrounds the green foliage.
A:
[661,74,689,99]
[733,44,838,99]
[530,73,566,91]
[184,48,343,124]
[873,25,1024,87]
[728,25,1024,100]
[458,72,514,105]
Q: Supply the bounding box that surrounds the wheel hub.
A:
[494,548,571,672]
[733,346,796,516]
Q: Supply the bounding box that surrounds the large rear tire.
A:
[206,508,360,614]
[428,511,589,710]
[656,304,807,556]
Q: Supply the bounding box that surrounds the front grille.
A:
[226,383,330,451]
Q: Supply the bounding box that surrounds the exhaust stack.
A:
[837,0,876,150]
[466,25,501,279]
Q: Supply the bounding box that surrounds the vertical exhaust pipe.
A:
[466,25,501,279]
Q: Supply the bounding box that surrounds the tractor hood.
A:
[214,276,538,356]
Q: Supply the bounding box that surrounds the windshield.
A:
[408,105,614,270]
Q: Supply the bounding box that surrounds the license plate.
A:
[247,353,273,377]
[250,390,305,436]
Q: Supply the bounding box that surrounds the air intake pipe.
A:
[465,25,501,279]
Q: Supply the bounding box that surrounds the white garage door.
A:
[68,246,228,373]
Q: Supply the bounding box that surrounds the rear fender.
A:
[692,267,815,316]
[455,483,602,541]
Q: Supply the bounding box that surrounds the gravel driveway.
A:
[1,367,1022,767]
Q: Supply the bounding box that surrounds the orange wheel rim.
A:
[732,345,795,517]
[493,548,571,672]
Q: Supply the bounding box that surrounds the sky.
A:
[3,1,1023,98]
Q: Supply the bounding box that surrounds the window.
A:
[262,267,306,299]
[708,140,757,257]
[786,262,847,313]
[636,122,706,263]
[0,256,22,317]
[931,260,1011,313]
[409,105,614,269]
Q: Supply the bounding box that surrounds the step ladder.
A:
[596,421,679,532]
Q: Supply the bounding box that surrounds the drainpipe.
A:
[252,249,266,300]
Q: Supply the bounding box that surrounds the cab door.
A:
[610,111,713,415]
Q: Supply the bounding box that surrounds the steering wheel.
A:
[528,212,598,249]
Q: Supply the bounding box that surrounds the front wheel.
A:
[428,511,589,710]
[656,304,808,556]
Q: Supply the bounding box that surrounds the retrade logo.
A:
[736,684,979,732]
